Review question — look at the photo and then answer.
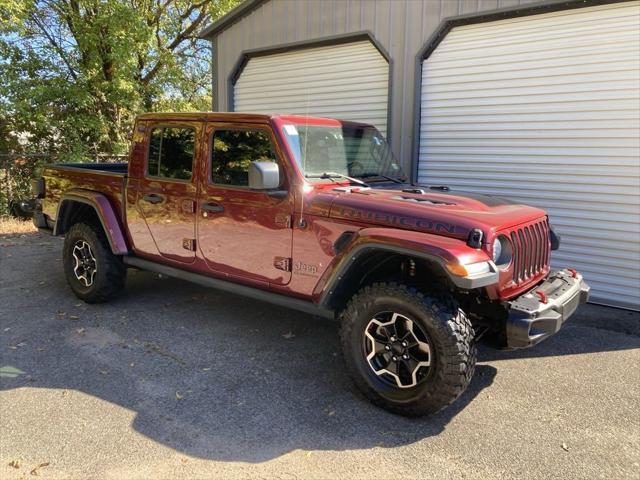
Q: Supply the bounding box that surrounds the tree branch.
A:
[29,13,78,80]
[167,10,207,50]
[149,0,175,27]
[141,7,208,86]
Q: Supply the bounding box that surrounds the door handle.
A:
[202,202,224,215]
[142,193,164,204]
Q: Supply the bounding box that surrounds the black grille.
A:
[509,218,550,284]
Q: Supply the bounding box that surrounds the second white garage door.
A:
[233,40,389,134]
[418,1,640,309]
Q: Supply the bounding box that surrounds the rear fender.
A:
[54,189,129,255]
[314,227,497,308]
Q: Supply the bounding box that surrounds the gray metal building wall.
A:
[205,0,541,170]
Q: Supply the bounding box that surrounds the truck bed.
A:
[40,163,128,225]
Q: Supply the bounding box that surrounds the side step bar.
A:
[122,256,334,320]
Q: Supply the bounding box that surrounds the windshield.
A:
[281,124,406,182]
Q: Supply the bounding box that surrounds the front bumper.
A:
[505,269,590,349]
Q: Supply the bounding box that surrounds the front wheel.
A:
[62,222,126,303]
[339,283,476,416]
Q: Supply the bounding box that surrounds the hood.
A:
[326,184,547,242]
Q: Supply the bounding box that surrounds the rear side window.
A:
[148,127,195,180]
[211,129,277,186]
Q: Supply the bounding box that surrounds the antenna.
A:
[299,90,311,228]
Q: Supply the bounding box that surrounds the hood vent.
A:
[391,195,454,206]
[402,186,450,194]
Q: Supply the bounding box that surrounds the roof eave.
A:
[198,0,267,39]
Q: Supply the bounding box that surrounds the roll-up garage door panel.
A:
[234,41,389,134]
[418,1,640,309]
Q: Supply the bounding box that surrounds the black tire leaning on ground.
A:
[62,222,126,303]
[339,282,476,417]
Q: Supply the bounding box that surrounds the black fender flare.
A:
[54,190,129,255]
[314,229,498,310]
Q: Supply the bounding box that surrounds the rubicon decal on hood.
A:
[335,207,469,236]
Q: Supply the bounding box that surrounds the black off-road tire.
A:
[62,222,126,303]
[339,282,476,416]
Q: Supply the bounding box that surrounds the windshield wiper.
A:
[357,173,404,184]
[305,172,370,188]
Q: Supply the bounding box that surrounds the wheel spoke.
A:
[398,329,418,348]
[371,338,388,356]
[384,359,399,376]
[394,316,411,336]
[379,322,397,340]
[371,327,390,342]
[414,341,431,361]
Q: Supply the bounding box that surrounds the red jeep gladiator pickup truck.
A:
[33,112,589,416]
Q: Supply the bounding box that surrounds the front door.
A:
[137,123,200,264]
[197,124,293,285]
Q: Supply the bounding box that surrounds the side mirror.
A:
[248,161,280,190]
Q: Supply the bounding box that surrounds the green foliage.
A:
[212,130,276,186]
[0,0,240,161]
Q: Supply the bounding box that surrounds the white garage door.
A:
[418,1,640,309]
[234,40,389,134]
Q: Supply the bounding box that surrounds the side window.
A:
[147,127,195,180]
[211,129,277,186]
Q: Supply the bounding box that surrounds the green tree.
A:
[0,0,240,160]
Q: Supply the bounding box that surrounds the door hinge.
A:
[274,256,292,272]
[275,213,292,228]
[182,238,196,251]
[181,199,196,214]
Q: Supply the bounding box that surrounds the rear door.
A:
[197,123,294,285]
[137,122,201,264]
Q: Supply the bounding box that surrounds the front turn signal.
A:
[446,261,492,277]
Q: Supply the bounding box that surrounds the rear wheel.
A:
[340,283,476,416]
[62,222,126,303]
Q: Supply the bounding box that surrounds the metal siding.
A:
[234,41,390,134]
[418,2,640,309]
[214,0,545,169]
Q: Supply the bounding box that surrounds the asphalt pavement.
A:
[1,232,639,479]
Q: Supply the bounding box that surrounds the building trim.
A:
[410,0,629,183]
[212,42,219,111]
[226,31,394,141]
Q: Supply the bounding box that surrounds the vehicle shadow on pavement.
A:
[1,259,498,462]
[1,238,638,463]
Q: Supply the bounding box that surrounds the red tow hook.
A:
[535,290,548,304]
[567,268,578,278]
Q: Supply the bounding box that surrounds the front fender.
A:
[314,227,498,307]
[54,189,129,255]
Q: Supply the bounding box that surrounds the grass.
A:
[0,216,37,235]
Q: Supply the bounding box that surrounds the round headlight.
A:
[492,235,513,268]
[492,238,502,263]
